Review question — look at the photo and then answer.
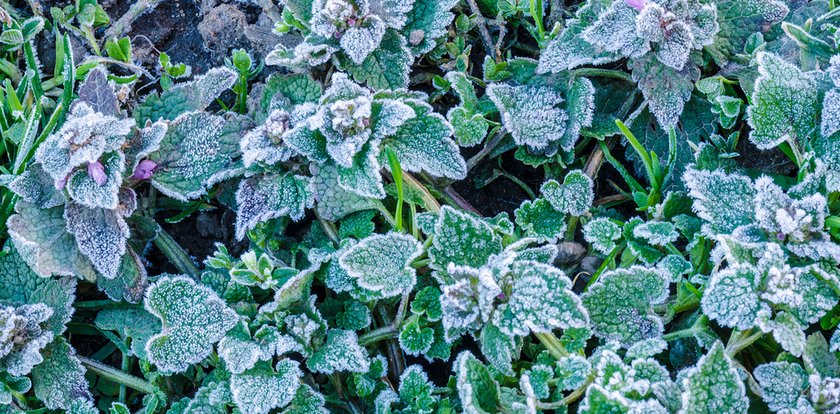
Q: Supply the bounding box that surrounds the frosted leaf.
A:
[630,55,698,127]
[440,264,498,340]
[635,3,665,42]
[144,276,238,373]
[399,319,434,356]
[280,384,328,414]
[339,232,423,297]
[579,385,631,414]
[149,112,251,201]
[218,322,270,374]
[8,164,64,209]
[632,221,678,246]
[448,107,489,147]
[336,143,386,198]
[683,168,755,236]
[31,337,91,410]
[804,333,840,378]
[0,303,53,376]
[94,307,160,361]
[555,354,592,391]
[66,151,124,210]
[493,261,588,337]
[747,52,819,150]
[657,254,691,281]
[235,173,313,240]
[64,201,129,279]
[678,341,749,414]
[386,101,467,180]
[754,361,808,411]
[581,266,669,346]
[757,311,806,356]
[514,198,567,242]
[656,21,693,71]
[96,246,148,304]
[344,30,412,90]
[478,324,516,375]
[125,120,168,171]
[486,83,568,150]
[427,206,503,283]
[399,365,438,411]
[35,102,133,184]
[822,89,840,138]
[307,329,370,374]
[313,95,375,168]
[78,67,119,117]
[707,0,787,64]
[340,16,387,64]
[401,0,457,55]
[690,4,719,47]
[265,42,337,68]
[135,67,237,123]
[7,202,97,281]
[562,76,596,151]
[311,164,378,220]
[701,265,763,330]
[583,0,649,58]
[455,351,501,414]
[626,338,667,360]
[0,247,75,337]
[541,170,594,216]
[537,0,620,73]
[230,360,302,414]
[584,217,622,255]
[241,110,297,168]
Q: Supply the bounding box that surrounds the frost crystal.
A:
[144,276,238,373]
[584,218,622,254]
[338,232,423,297]
[541,170,594,216]
[230,360,302,414]
[35,102,133,185]
[307,329,370,374]
[486,83,568,151]
[678,341,749,413]
[0,303,54,376]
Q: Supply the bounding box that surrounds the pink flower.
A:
[131,159,157,180]
[87,161,107,186]
[626,0,645,10]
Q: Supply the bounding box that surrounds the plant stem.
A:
[79,356,156,394]
[153,229,199,277]
[725,328,763,357]
[402,172,441,212]
[534,332,569,359]
[572,68,634,83]
[466,0,498,62]
[467,128,506,171]
[359,325,399,346]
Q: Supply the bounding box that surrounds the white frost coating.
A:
[822,89,840,138]
[486,83,568,150]
[0,303,54,376]
[541,170,594,217]
[64,201,129,279]
[683,167,755,236]
[230,360,302,414]
[143,276,238,373]
[234,173,313,240]
[632,220,678,246]
[338,232,423,297]
[307,329,370,374]
[35,102,134,184]
[678,341,749,414]
[753,362,809,412]
[584,217,622,255]
[700,265,763,330]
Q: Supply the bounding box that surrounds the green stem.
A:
[571,68,634,83]
[534,332,569,359]
[586,241,625,290]
[359,325,399,346]
[153,229,199,277]
[725,328,762,357]
[466,128,506,171]
[616,119,656,187]
[23,41,43,100]
[78,356,156,394]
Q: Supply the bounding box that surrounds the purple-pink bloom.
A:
[626,0,645,10]
[87,161,108,186]
[131,159,157,180]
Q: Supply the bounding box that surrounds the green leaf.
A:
[307,329,370,374]
[410,286,442,321]
[683,168,756,236]
[0,247,75,337]
[149,112,251,201]
[399,319,435,356]
[344,30,411,90]
[338,232,424,298]
[94,307,161,361]
[135,67,237,123]
[31,337,91,410]
[630,55,698,127]
[262,73,322,115]
[555,354,591,391]
[387,101,467,180]
[579,385,631,414]
[230,360,302,414]
[402,0,458,55]
[583,217,622,255]
[448,107,489,147]
[582,266,669,346]
[427,206,503,283]
[478,324,517,375]
[312,164,379,221]
[64,201,129,280]
[7,202,98,281]
[537,0,618,73]
[753,361,809,412]
[541,169,594,216]
[281,384,328,414]
[804,333,840,378]
[708,0,788,64]
[455,351,501,414]
[235,173,313,240]
[486,83,568,151]
[144,276,238,373]
[747,52,820,150]
[514,198,567,242]
[336,143,387,199]
[679,341,749,414]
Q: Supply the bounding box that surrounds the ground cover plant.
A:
[2,0,840,412]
